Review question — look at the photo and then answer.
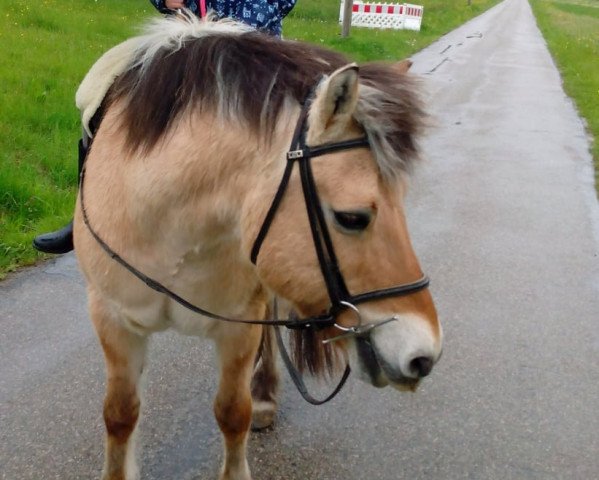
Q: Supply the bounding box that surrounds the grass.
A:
[0,0,500,279]
[0,0,156,277]
[286,0,502,60]
[529,0,599,187]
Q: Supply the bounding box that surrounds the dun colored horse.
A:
[74,12,442,480]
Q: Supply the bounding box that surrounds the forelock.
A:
[356,64,426,180]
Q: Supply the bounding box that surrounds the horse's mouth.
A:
[355,337,421,391]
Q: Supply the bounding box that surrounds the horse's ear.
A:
[307,63,359,144]
[393,59,413,74]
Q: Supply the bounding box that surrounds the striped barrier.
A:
[339,2,424,31]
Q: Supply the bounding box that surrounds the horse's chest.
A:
[116,248,258,337]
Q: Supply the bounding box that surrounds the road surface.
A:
[1,0,598,478]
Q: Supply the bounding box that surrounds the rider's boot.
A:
[33,139,88,254]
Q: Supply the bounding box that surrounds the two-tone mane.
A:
[108,12,425,178]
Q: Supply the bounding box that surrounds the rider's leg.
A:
[32,137,88,254]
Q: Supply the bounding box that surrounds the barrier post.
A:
[339,1,423,31]
[342,0,354,37]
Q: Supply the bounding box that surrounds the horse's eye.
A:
[333,210,372,232]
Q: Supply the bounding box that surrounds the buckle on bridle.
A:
[322,301,398,344]
[287,149,305,160]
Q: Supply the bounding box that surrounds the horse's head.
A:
[245,62,442,391]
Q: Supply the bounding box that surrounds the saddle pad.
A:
[76,37,144,137]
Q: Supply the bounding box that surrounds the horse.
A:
[73,11,443,480]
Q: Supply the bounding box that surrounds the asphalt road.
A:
[1,0,598,478]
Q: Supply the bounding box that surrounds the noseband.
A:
[250,97,430,340]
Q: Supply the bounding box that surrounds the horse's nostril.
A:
[409,356,434,378]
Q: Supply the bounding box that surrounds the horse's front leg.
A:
[214,324,262,480]
[90,293,148,480]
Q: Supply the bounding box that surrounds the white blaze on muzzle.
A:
[370,312,442,380]
[346,311,442,386]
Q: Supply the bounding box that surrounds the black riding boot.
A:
[33,139,88,254]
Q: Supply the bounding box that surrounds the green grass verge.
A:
[286,0,502,60]
[529,0,599,188]
[0,0,157,277]
[0,0,500,279]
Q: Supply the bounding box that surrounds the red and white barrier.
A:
[339,2,424,31]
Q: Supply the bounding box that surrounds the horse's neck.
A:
[86,104,295,302]
[120,113,288,266]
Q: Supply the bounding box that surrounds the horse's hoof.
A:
[251,401,276,430]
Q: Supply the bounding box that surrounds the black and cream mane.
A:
[108,11,425,178]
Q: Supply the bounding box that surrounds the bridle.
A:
[79,86,429,404]
[249,94,429,403]
[250,96,430,339]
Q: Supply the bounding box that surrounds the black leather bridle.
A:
[80,88,430,404]
[250,98,430,336]
[249,96,430,405]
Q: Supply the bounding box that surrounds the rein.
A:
[79,162,332,329]
[79,89,429,405]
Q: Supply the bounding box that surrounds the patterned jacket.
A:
[149,0,296,37]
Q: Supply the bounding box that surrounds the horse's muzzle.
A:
[350,313,442,390]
